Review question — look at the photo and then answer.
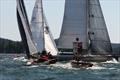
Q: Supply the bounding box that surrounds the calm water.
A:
[0,54,120,80]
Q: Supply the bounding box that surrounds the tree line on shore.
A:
[0,38,25,53]
[0,38,58,54]
[0,37,119,54]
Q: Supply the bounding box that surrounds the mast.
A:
[86,0,90,51]
[88,0,112,54]
[16,0,38,57]
[41,0,45,51]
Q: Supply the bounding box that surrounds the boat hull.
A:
[57,53,113,62]
[71,60,93,68]
[26,59,57,66]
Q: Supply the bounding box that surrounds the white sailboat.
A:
[16,0,58,59]
[58,0,112,61]
[58,0,112,54]
[30,0,58,56]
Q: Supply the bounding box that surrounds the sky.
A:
[0,0,120,43]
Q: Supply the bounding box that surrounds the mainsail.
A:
[30,0,44,53]
[58,0,88,51]
[16,0,38,57]
[31,0,58,55]
[88,0,112,54]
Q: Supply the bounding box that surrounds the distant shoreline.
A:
[0,37,120,55]
[0,53,25,54]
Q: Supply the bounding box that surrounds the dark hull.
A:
[26,59,57,66]
[57,54,113,62]
[71,60,93,68]
[44,59,57,65]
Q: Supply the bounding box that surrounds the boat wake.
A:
[102,58,119,64]
[87,64,106,70]
[50,62,78,70]
[13,57,119,70]
[13,56,28,62]
[27,65,39,68]
[50,62,107,70]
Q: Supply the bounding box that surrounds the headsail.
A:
[44,16,58,56]
[88,0,112,54]
[16,0,38,57]
[58,0,88,51]
[31,0,58,55]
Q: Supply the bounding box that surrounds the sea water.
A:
[0,54,120,80]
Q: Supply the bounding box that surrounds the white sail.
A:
[58,0,88,50]
[16,0,38,56]
[44,16,58,56]
[31,0,58,55]
[31,0,44,53]
[88,0,112,54]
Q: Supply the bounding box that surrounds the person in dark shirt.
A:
[48,52,54,59]
[37,50,49,62]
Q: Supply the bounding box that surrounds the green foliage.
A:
[0,38,25,53]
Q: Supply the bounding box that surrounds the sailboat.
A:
[16,0,58,64]
[30,0,58,56]
[58,0,113,62]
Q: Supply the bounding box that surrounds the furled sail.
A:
[58,0,88,51]
[88,0,112,54]
[31,0,58,55]
[16,0,38,57]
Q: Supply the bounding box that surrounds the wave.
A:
[102,58,119,64]
[50,62,104,70]
[27,65,39,68]
[13,57,119,70]
[87,65,106,70]
[13,56,28,62]
[24,62,105,70]
[0,59,4,62]
[50,62,78,70]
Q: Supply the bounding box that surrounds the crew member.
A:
[37,50,49,62]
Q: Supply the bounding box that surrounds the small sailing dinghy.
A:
[16,0,58,66]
